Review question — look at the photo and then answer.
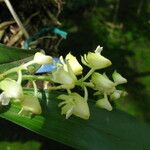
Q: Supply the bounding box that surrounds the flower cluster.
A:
[0,46,127,120]
[0,52,52,115]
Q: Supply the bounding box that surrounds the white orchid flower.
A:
[81,45,112,70]
[60,53,83,76]
[52,66,76,89]
[58,93,90,120]
[91,72,115,94]
[0,78,23,99]
[65,53,83,75]
[33,52,53,65]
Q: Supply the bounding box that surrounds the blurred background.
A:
[0,0,150,149]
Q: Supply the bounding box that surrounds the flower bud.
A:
[20,94,42,115]
[96,95,112,111]
[110,90,121,100]
[91,73,115,94]
[81,45,112,70]
[110,90,128,100]
[0,78,23,99]
[112,71,127,85]
[33,52,53,65]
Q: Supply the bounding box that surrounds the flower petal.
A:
[66,53,83,75]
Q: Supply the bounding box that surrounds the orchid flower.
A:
[33,52,53,65]
[58,93,90,120]
[81,45,112,70]
[91,72,115,95]
[0,78,23,99]
[60,53,83,75]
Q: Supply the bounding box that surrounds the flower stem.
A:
[0,60,35,81]
[83,68,95,81]
[32,81,38,97]
[0,66,24,80]
[17,70,22,84]
[67,89,71,94]
[22,75,52,81]
[23,60,35,68]
[84,86,88,101]
[48,85,64,90]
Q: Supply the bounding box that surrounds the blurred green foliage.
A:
[0,141,41,150]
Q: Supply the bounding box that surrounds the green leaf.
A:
[0,44,37,64]
[0,89,150,150]
[0,44,39,74]
[0,44,36,73]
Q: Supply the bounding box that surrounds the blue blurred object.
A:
[23,27,68,49]
[52,28,67,39]
[36,57,60,74]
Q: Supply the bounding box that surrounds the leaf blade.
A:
[0,89,150,150]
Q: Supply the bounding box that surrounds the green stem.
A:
[0,66,24,81]
[83,68,95,81]
[67,89,71,94]
[2,66,24,77]
[0,60,35,81]
[104,92,108,100]
[48,85,64,90]
[22,75,52,81]
[32,81,38,97]
[84,86,88,101]
[17,70,22,84]
[84,82,94,88]
[23,60,35,68]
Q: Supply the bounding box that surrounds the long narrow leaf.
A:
[0,89,150,150]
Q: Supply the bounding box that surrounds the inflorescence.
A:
[0,46,127,120]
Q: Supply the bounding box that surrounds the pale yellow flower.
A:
[58,93,90,120]
[91,72,115,94]
[0,78,23,99]
[65,53,83,75]
[52,66,76,89]
[81,45,112,70]
[60,53,83,75]
[33,52,53,65]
